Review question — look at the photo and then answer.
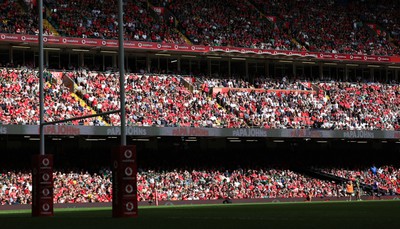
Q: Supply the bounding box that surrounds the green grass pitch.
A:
[0,200,399,229]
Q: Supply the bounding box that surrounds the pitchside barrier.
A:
[112,145,138,217]
[32,154,54,217]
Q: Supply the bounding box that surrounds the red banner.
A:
[1,33,399,63]
[32,154,54,217]
[112,145,138,218]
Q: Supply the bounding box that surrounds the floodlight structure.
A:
[32,0,137,217]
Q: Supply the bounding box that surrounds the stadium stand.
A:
[248,0,399,55]
[152,0,298,50]
[2,0,399,54]
[0,0,53,35]
[211,80,399,130]
[0,68,104,125]
[0,0,400,210]
[321,165,400,195]
[44,0,186,43]
[1,67,399,130]
[2,166,398,205]
[69,71,246,128]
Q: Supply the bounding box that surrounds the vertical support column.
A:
[9,47,13,64]
[23,50,26,66]
[45,50,49,68]
[385,69,389,83]
[370,68,374,82]
[177,57,181,73]
[292,62,296,77]
[80,52,84,67]
[228,59,231,77]
[126,55,129,73]
[146,56,151,73]
[112,145,138,217]
[245,60,249,80]
[113,54,117,69]
[319,63,324,80]
[102,55,105,71]
[32,154,54,217]
[208,59,211,76]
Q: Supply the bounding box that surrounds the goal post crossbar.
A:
[41,109,121,126]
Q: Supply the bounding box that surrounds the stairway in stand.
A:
[43,18,60,36]
[70,92,110,126]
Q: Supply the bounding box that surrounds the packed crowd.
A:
[0,0,30,34]
[322,165,400,195]
[1,0,399,54]
[0,0,52,35]
[199,76,312,91]
[0,170,113,205]
[0,171,31,205]
[138,168,341,201]
[45,0,186,43]
[53,170,112,204]
[250,0,398,55]
[0,68,102,125]
[215,90,317,129]
[1,168,344,205]
[213,80,400,130]
[316,82,400,130]
[164,0,297,50]
[1,68,399,130]
[366,0,400,49]
[70,71,246,128]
